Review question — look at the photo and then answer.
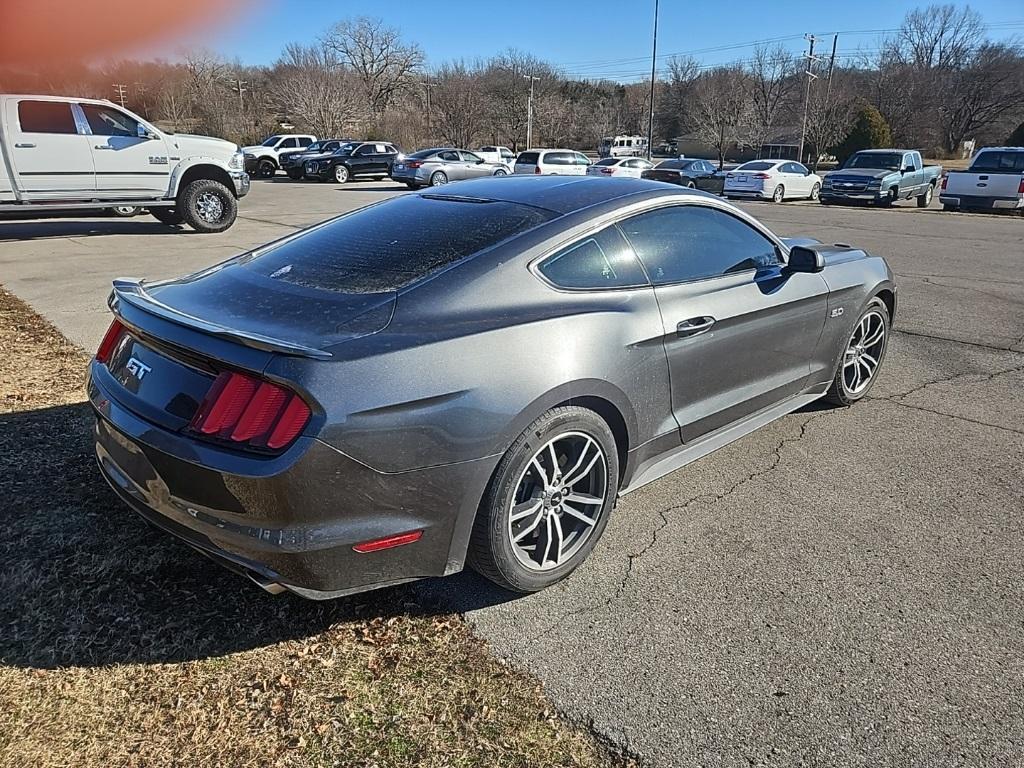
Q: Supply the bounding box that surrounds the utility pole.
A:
[646,0,660,160]
[823,34,838,105]
[234,79,247,112]
[134,81,148,116]
[423,80,437,140]
[524,74,540,150]
[797,35,819,165]
[112,83,127,108]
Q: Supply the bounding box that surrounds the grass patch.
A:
[0,287,632,768]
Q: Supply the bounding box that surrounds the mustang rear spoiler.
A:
[108,278,333,360]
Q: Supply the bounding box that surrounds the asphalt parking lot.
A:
[2,178,1022,767]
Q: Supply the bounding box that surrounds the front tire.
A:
[256,159,276,179]
[772,184,785,203]
[333,164,350,184]
[825,297,890,406]
[917,183,934,208]
[286,169,303,180]
[468,406,619,593]
[493,168,508,177]
[942,204,958,212]
[809,182,821,201]
[178,179,237,233]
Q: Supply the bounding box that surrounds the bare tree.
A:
[893,4,985,69]
[268,43,365,139]
[480,50,559,150]
[693,67,755,168]
[322,16,423,114]
[658,55,700,140]
[430,61,487,148]
[747,44,798,157]
[938,43,1024,153]
[804,73,857,170]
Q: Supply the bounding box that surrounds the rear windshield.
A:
[970,150,1024,172]
[408,148,443,159]
[244,195,556,293]
[517,152,539,165]
[655,159,694,170]
[736,161,774,171]
[594,158,619,166]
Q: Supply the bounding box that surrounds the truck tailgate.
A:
[945,171,1023,198]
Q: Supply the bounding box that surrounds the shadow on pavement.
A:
[0,402,517,670]
[0,219,186,241]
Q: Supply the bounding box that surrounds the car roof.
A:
[420,176,708,215]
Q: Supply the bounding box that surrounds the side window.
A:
[353,144,372,156]
[575,153,591,165]
[79,104,140,137]
[374,144,388,154]
[17,100,78,134]
[539,226,648,290]
[299,137,313,147]
[278,138,299,149]
[384,144,398,154]
[438,150,460,162]
[517,151,539,165]
[622,159,640,168]
[618,205,779,285]
[460,151,482,163]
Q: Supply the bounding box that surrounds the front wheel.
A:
[286,169,303,180]
[493,168,508,177]
[468,406,619,593]
[333,165,350,184]
[178,179,237,233]
[942,204,958,212]
[685,180,696,189]
[878,187,898,207]
[825,298,890,406]
[917,183,934,208]
[809,182,821,201]
[256,159,276,179]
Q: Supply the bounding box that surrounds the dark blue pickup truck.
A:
[820,150,942,207]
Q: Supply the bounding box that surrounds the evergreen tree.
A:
[833,105,893,164]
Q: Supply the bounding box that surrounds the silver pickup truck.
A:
[940,147,1024,213]
[821,149,942,208]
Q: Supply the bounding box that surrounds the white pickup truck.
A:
[241,134,317,178]
[0,94,249,232]
[940,147,1024,213]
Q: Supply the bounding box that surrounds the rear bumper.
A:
[87,363,496,599]
[939,194,1024,210]
[724,188,769,199]
[390,168,429,184]
[231,171,250,198]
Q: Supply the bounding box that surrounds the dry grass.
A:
[0,287,631,768]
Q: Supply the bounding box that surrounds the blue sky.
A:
[194,0,1024,80]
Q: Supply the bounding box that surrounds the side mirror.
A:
[901,166,912,174]
[785,245,825,274]
[137,124,157,140]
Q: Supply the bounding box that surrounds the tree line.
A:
[1,6,1021,164]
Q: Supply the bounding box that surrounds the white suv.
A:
[242,134,316,178]
[514,149,591,176]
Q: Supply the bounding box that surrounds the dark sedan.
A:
[280,139,354,179]
[304,141,401,183]
[88,177,896,599]
[642,158,724,194]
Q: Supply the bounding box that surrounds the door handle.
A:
[14,142,36,148]
[676,316,716,337]
[94,144,114,150]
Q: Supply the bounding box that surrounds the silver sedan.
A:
[391,148,510,189]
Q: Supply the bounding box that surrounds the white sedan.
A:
[586,157,655,179]
[724,160,822,202]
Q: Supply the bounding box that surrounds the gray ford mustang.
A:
[88,176,896,599]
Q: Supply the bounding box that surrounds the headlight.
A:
[867,179,882,187]
[229,152,245,170]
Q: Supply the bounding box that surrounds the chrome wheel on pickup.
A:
[178,179,238,233]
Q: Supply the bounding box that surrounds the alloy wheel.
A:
[842,309,886,395]
[334,165,349,183]
[195,192,224,223]
[810,183,821,201]
[772,185,785,203]
[507,432,608,572]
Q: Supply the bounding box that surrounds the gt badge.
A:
[126,357,152,381]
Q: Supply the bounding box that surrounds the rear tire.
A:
[467,406,619,593]
[429,171,448,187]
[108,205,141,217]
[825,297,890,406]
[493,168,508,176]
[150,207,184,226]
[685,180,696,189]
[917,183,934,208]
[405,182,420,190]
[772,185,785,203]
[178,179,237,233]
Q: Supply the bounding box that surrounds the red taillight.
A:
[189,371,311,451]
[1018,176,1024,194]
[754,173,771,179]
[941,175,948,190]
[406,160,423,168]
[601,167,614,175]
[95,319,125,363]
[534,165,542,174]
[352,530,423,554]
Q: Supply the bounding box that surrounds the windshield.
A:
[244,195,557,293]
[846,153,902,170]
[261,135,283,147]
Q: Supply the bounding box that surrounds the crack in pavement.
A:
[526,410,833,642]
[875,397,1024,436]
[882,361,1024,403]
[892,328,1024,354]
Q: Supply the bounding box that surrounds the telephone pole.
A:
[524,74,540,150]
[796,35,819,165]
[112,83,127,108]
[823,34,838,105]
[234,79,247,112]
[646,0,660,160]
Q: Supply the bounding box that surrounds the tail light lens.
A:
[190,371,311,451]
[96,319,125,363]
[406,160,423,168]
[601,167,614,175]
[534,166,542,174]
[754,173,771,179]
[941,175,948,190]
[1017,177,1024,194]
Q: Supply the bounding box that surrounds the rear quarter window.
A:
[539,226,648,290]
[245,195,556,293]
[517,152,540,165]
